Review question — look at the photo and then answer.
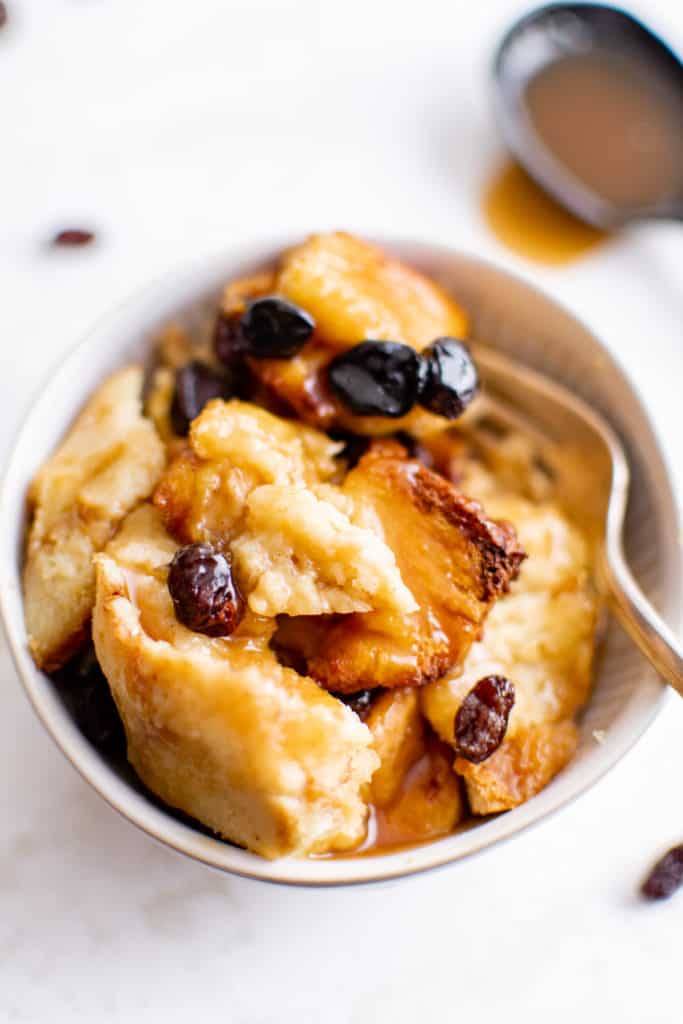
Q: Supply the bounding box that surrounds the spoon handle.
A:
[602,541,683,698]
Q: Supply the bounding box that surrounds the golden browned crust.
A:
[421,450,599,817]
[287,444,525,693]
[153,445,245,546]
[248,343,339,431]
[374,448,526,603]
[455,720,579,814]
[276,232,469,351]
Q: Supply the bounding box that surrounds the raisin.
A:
[418,338,479,419]
[641,845,683,900]
[454,675,515,763]
[335,689,378,720]
[328,341,424,417]
[53,229,95,246]
[168,543,244,637]
[213,311,248,369]
[0,4,7,29]
[170,360,235,435]
[241,296,314,358]
[53,644,125,756]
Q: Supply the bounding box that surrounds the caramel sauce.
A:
[484,52,682,263]
[482,159,607,264]
[355,804,435,857]
[526,51,683,210]
[342,803,479,859]
[373,751,452,852]
[322,738,473,859]
[361,809,485,857]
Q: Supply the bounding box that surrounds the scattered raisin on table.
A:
[53,644,125,756]
[170,360,236,435]
[52,229,95,246]
[641,845,683,901]
[241,296,314,358]
[418,338,479,419]
[454,675,515,763]
[328,340,424,417]
[168,543,245,637]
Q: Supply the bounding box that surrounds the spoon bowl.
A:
[493,2,683,227]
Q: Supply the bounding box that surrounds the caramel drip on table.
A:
[482,159,607,265]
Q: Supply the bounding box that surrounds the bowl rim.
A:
[1,234,678,887]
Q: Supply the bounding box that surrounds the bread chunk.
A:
[154,400,342,545]
[422,477,598,813]
[23,367,165,670]
[190,399,340,482]
[284,442,525,692]
[154,401,416,621]
[276,232,468,351]
[378,737,466,844]
[363,688,465,846]
[365,688,425,807]
[93,504,379,859]
[232,484,417,618]
[455,721,579,814]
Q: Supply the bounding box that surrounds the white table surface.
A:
[2,1,683,1020]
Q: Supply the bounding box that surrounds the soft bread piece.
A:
[154,401,417,620]
[189,399,340,483]
[92,504,379,859]
[365,688,426,808]
[231,484,417,618]
[154,399,343,546]
[24,367,165,671]
[285,442,525,692]
[276,232,468,351]
[422,478,598,813]
[378,737,466,845]
[153,445,256,546]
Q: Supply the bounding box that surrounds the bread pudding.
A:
[23,233,600,859]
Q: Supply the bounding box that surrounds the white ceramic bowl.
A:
[1,238,680,886]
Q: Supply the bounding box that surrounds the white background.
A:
[2,1,683,1021]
